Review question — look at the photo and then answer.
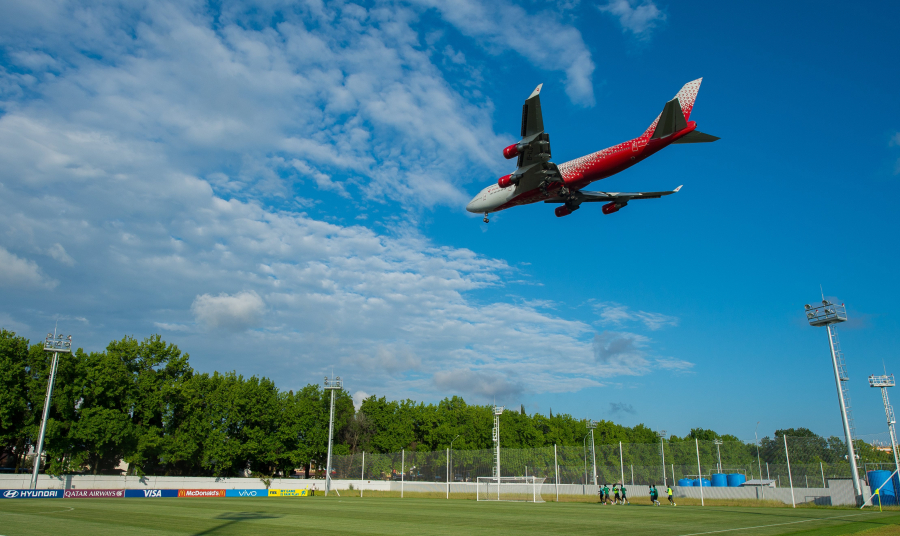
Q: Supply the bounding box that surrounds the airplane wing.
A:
[508,84,561,194]
[543,185,682,204]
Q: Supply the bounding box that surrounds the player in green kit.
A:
[650,485,660,505]
[620,483,629,504]
[602,484,610,504]
[613,484,620,504]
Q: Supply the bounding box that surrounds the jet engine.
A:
[503,143,521,159]
[554,204,580,218]
[497,174,518,188]
[602,202,625,215]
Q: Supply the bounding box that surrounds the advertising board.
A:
[0,489,63,499]
[225,489,267,497]
[267,489,281,497]
[279,489,308,497]
[124,489,179,498]
[64,489,124,498]
[178,489,226,498]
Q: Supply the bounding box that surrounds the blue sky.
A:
[1,0,898,443]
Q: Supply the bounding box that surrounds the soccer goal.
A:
[476,476,546,502]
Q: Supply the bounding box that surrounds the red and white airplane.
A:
[466,79,718,222]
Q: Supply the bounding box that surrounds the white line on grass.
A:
[677,512,875,536]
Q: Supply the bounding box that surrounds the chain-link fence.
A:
[322,435,897,506]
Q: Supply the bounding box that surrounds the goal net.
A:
[476,476,546,502]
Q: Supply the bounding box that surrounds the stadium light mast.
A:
[869,374,900,483]
[804,297,862,498]
[657,430,667,487]
[30,330,72,489]
[714,439,723,473]
[493,405,504,500]
[324,374,342,496]
[588,420,597,487]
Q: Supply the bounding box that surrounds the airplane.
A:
[466,78,718,222]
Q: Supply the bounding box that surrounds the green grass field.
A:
[2,495,900,536]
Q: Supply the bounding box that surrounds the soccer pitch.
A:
[1,497,899,536]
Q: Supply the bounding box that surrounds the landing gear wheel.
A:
[483,213,490,223]
[559,186,570,196]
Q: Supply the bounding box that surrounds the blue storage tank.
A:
[677,478,693,487]
[867,470,898,505]
[711,474,727,487]
[693,478,711,487]
[727,474,746,487]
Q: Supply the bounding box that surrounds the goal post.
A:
[476,476,546,503]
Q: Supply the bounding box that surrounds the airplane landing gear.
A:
[483,213,490,223]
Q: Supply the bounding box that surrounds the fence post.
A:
[446,448,449,499]
[671,464,675,487]
[695,438,704,506]
[361,451,365,498]
[821,461,826,488]
[766,462,770,480]
[619,441,625,487]
[554,444,559,502]
[631,464,634,487]
[401,449,405,499]
[784,435,795,508]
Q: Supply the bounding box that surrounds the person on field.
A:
[602,484,610,504]
[667,485,675,506]
[650,485,660,506]
[620,483,629,504]
[613,484,620,505]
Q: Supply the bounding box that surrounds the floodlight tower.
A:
[588,420,597,487]
[714,439,723,473]
[657,430,667,487]
[804,298,862,497]
[324,374,342,496]
[869,374,900,482]
[31,330,72,489]
[493,405,503,499]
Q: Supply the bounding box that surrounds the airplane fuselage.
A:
[466,120,698,215]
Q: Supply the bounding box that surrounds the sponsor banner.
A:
[0,489,63,499]
[124,489,179,498]
[64,489,124,499]
[280,489,307,497]
[178,489,226,498]
[268,489,281,497]
[225,489,267,498]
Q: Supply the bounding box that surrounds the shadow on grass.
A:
[193,511,282,535]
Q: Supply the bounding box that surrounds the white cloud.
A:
[48,243,75,266]
[433,368,523,399]
[655,357,695,373]
[0,0,675,404]
[595,302,678,330]
[598,0,666,39]
[191,291,266,330]
[409,0,596,106]
[0,246,57,289]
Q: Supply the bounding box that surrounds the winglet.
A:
[529,84,543,100]
[674,185,682,192]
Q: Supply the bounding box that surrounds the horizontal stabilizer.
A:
[651,98,687,140]
[672,130,720,144]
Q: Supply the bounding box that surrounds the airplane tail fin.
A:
[642,78,704,139]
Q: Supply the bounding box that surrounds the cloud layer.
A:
[0,0,685,403]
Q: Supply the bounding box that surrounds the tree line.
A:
[0,330,891,477]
